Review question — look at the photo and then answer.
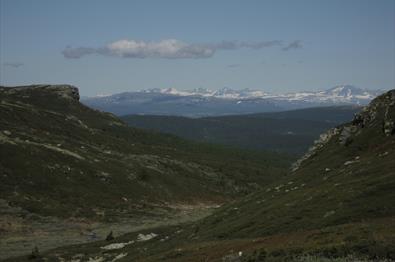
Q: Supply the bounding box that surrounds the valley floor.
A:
[6,217,394,261]
[0,201,219,260]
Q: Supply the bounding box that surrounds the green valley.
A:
[12,89,394,262]
[0,85,291,259]
[121,106,360,155]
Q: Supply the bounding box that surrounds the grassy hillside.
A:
[196,91,395,239]
[30,90,395,261]
[122,106,360,154]
[0,85,292,222]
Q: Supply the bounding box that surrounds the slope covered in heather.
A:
[30,90,395,262]
[0,85,291,220]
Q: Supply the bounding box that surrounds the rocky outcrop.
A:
[352,89,395,130]
[44,85,80,101]
[291,127,340,171]
[292,89,395,172]
[0,84,80,101]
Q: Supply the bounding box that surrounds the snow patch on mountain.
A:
[85,85,386,117]
[127,85,383,104]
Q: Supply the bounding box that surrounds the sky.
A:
[0,0,394,96]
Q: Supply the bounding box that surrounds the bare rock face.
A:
[352,89,395,131]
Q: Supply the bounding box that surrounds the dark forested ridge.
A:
[122,106,361,154]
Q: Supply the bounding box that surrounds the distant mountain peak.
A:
[325,85,365,96]
[132,85,382,101]
[159,87,178,94]
[82,85,386,116]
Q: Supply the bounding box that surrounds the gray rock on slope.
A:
[291,89,395,172]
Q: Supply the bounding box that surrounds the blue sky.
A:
[1,0,394,96]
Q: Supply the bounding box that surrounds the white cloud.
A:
[62,39,301,59]
[3,62,24,68]
[282,40,303,51]
[107,39,214,59]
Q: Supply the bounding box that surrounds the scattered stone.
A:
[3,130,11,136]
[222,252,243,262]
[160,236,170,242]
[111,253,128,261]
[121,197,128,202]
[383,120,395,136]
[87,256,105,262]
[137,232,158,242]
[379,151,389,157]
[325,168,331,172]
[101,241,134,250]
[323,210,336,218]
[344,160,355,166]
[97,172,111,182]
[71,254,84,261]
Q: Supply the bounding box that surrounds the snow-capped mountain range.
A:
[138,85,382,103]
[141,86,270,99]
[83,85,385,117]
